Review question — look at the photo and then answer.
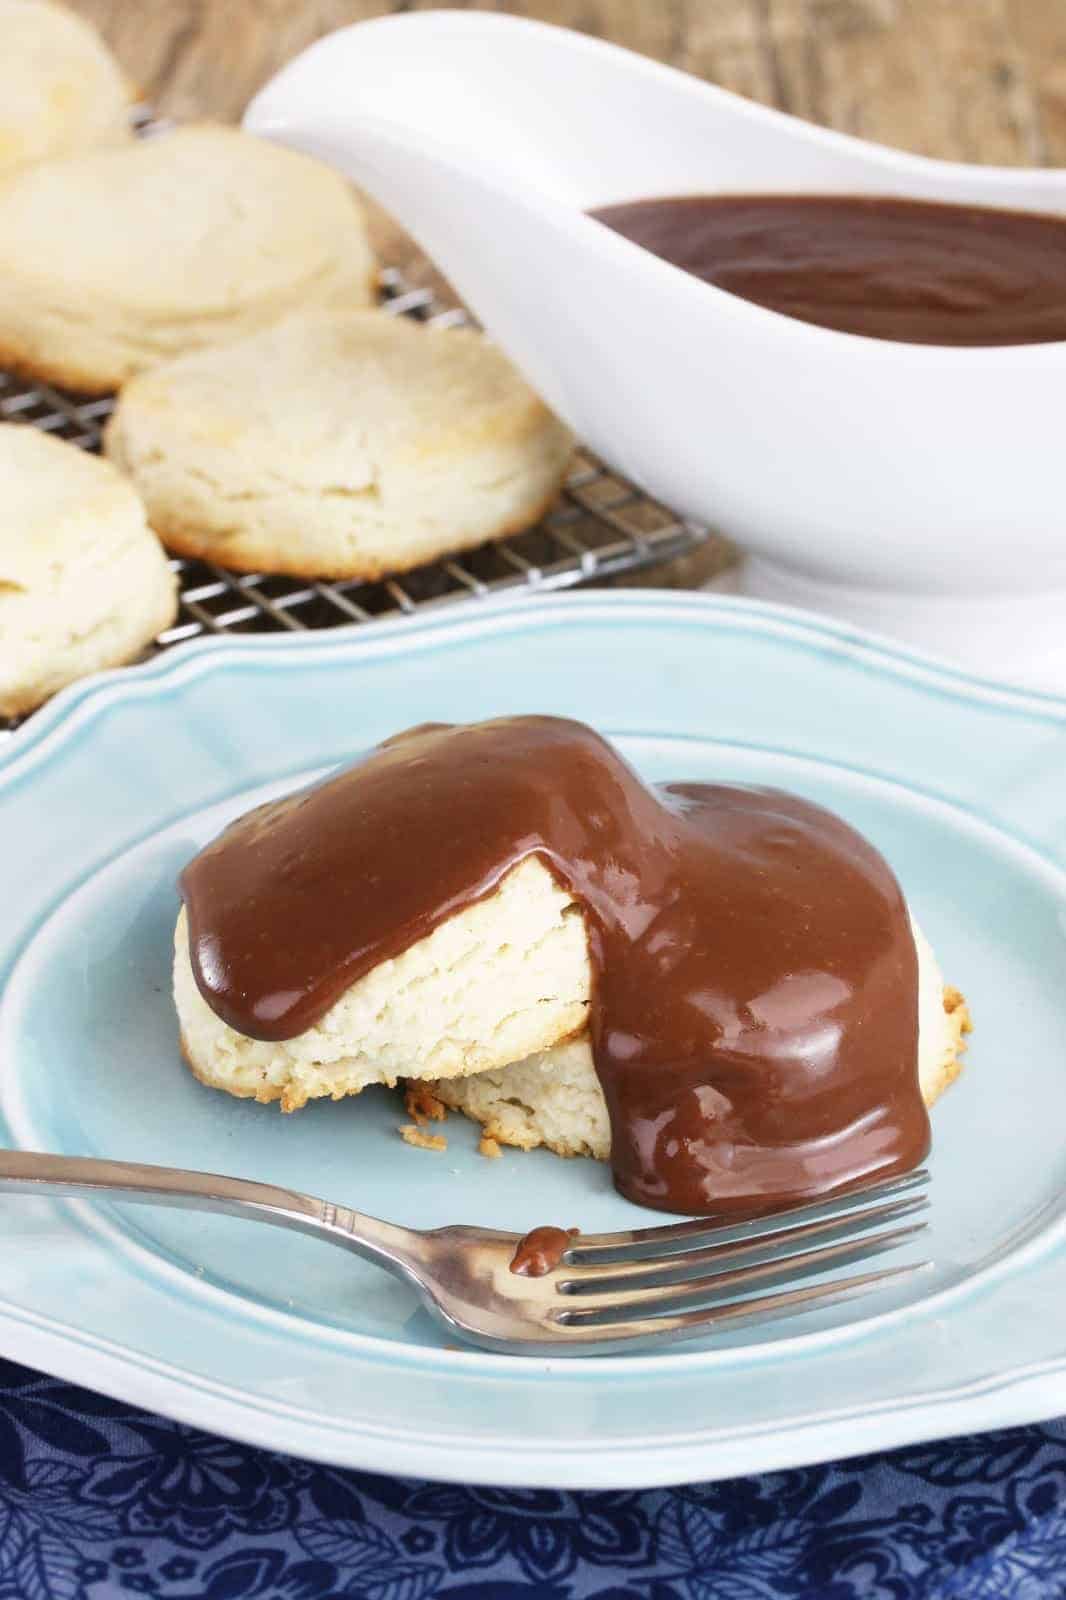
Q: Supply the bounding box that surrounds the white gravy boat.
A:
[246,10,1066,691]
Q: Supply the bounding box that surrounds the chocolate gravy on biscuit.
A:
[181,717,926,1216]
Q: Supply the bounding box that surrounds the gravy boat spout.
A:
[246,11,1066,691]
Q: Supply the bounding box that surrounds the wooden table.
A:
[65,0,1066,591]
[68,0,1066,173]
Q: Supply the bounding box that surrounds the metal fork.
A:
[0,1152,930,1355]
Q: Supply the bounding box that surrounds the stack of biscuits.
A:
[0,1,574,717]
[174,849,972,1160]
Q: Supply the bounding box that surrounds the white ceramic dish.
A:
[1,594,1064,1486]
[246,10,1066,692]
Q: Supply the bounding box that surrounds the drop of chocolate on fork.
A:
[180,716,927,1217]
[510,1225,581,1277]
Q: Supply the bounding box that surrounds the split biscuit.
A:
[431,921,971,1159]
[175,836,968,1159]
[174,857,589,1113]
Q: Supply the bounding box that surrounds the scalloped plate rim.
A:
[1,589,1064,1486]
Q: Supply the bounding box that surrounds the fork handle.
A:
[0,1149,423,1278]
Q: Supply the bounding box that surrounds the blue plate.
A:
[1,593,1064,1485]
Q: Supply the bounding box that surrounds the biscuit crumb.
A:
[478,1135,502,1159]
[405,1083,448,1126]
[400,1123,447,1152]
[944,984,973,1033]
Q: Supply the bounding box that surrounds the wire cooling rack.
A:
[1,268,711,736]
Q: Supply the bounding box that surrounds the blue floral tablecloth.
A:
[0,1359,1063,1600]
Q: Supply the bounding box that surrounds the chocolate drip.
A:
[180,717,927,1216]
[590,194,1066,347]
[510,1226,580,1277]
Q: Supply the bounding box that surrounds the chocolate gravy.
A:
[510,1226,580,1277]
[590,194,1066,346]
[180,717,927,1216]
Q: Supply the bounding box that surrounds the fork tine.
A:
[544,1262,930,1347]
[570,1167,929,1261]
[555,1221,927,1319]
[558,1193,929,1292]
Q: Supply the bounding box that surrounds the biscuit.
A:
[174,826,968,1161]
[430,919,970,1159]
[0,425,177,716]
[107,310,575,579]
[0,1,131,176]
[0,124,376,393]
[174,857,589,1113]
